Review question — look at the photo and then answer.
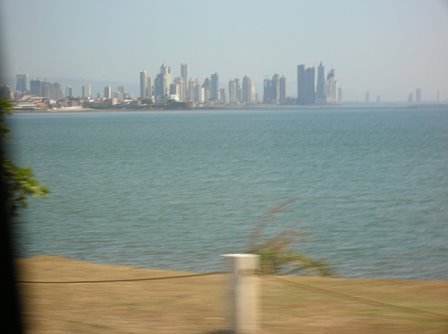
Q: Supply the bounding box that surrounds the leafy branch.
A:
[247,199,335,276]
[1,99,49,216]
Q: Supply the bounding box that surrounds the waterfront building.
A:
[0,85,14,99]
[304,67,315,104]
[104,86,112,99]
[65,85,73,98]
[338,87,343,103]
[415,88,421,103]
[154,64,172,102]
[52,82,64,100]
[297,65,306,104]
[228,79,236,104]
[316,62,326,104]
[41,81,51,98]
[82,83,92,99]
[187,78,195,102]
[16,74,28,94]
[365,91,370,103]
[203,77,211,102]
[325,69,337,104]
[193,79,204,104]
[30,79,42,96]
[210,72,219,102]
[279,75,286,104]
[140,70,148,99]
[146,76,152,99]
[180,63,189,101]
[235,78,242,104]
[219,88,226,104]
[242,75,253,104]
[263,74,280,104]
[408,93,414,103]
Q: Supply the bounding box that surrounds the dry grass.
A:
[17,256,448,333]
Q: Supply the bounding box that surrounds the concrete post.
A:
[223,254,259,334]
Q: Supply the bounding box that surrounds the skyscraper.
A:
[203,77,211,102]
[140,70,148,99]
[16,74,28,94]
[415,88,422,103]
[154,64,172,102]
[316,62,326,104]
[297,65,306,104]
[242,75,253,104]
[279,75,286,104]
[104,86,112,99]
[82,83,92,99]
[30,79,42,96]
[228,80,236,104]
[325,69,337,104]
[263,74,280,104]
[180,63,189,102]
[304,67,315,104]
[180,63,188,82]
[65,85,73,98]
[210,73,219,102]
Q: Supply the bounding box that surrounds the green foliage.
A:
[247,200,335,277]
[1,99,49,216]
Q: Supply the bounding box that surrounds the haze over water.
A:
[9,106,448,279]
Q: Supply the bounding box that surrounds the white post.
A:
[223,254,259,334]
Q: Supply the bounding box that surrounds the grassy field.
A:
[17,256,448,333]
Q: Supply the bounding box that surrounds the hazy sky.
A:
[2,0,448,101]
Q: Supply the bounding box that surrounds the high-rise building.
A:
[316,62,326,104]
[154,64,172,102]
[242,75,252,104]
[180,63,189,102]
[304,67,315,104]
[104,86,112,99]
[263,74,280,104]
[365,91,370,103]
[337,87,343,103]
[228,80,236,104]
[219,88,226,104]
[52,82,64,100]
[30,79,42,96]
[146,76,152,99]
[140,70,148,99]
[415,88,421,103]
[82,83,92,99]
[325,69,337,104]
[180,63,188,81]
[41,81,51,98]
[193,79,204,104]
[297,65,306,104]
[235,79,242,104]
[210,73,219,102]
[279,75,286,104]
[16,74,28,94]
[65,85,73,98]
[203,77,211,102]
[408,93,414,103]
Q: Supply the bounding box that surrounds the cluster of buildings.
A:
[5,62,345,109]
[139,62,341,107]
[139,64,259,106]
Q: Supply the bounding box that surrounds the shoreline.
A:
[11,102,448,114]
[17,255,448,283]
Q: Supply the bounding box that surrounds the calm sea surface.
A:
[8,107,448,279]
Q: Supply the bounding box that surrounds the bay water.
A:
[8,107,448,279]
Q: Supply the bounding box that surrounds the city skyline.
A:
[2,0,448,102]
